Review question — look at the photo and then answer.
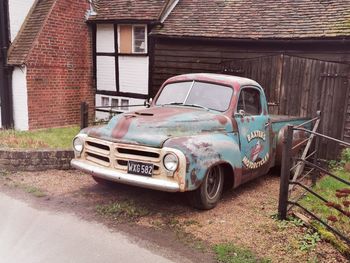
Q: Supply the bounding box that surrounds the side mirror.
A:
[144,98,153,108]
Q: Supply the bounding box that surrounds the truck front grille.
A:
[83,138,161,175]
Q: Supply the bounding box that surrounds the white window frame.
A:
[132,24,147,54]
[117,24,147,54]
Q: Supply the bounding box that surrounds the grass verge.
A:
[214,243,271,263]
[0,126,80,149]
[299,168,350,256]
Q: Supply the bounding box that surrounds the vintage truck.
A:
[71,73,310,209]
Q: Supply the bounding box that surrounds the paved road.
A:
[0,192,175,263]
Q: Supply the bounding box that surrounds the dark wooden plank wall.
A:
[151,39,350,158]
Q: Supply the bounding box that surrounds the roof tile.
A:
[89,0,167,21]
[8,0,56,65]
[153,0,350,39]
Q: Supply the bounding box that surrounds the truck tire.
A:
[188,165,224,210]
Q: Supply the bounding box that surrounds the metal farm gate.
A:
[222,55,350,159]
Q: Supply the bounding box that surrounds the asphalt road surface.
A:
[0,192,176,263]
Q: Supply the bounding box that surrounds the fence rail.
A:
[80,101,148,129]
[278,123,350,245]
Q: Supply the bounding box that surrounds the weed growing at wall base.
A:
[0,126,80,149]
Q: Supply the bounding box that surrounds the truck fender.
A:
[163,133,242,191]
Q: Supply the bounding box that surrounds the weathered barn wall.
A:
[151,38,350,157]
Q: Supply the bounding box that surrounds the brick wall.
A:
[26,0,94,129]
[0,149,74,171]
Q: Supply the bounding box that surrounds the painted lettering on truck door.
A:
[235,86,271,181]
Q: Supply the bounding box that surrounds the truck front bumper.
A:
[71,159,181,192]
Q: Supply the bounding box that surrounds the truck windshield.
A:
[156,81,233,112]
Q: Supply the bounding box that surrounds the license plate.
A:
[127,161,154,177]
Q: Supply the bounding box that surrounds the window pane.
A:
[134,26,145,39]
[186,82,233,112]
[121,99,129,111]
[101,97,109,107]
[133,26,146,53]
[134,40,145,53]
[239,89,261,115]
[111,99,118,107]
[156,82,192,105]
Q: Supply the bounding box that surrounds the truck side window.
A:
[237,88,261,115]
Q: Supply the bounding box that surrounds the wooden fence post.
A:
[278,125,293,220]
[80,101,89,129]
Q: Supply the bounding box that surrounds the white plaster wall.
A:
[95,94,145,121]
[96,24,115,53]
[9,0,35,41]
[118,56,149,95]
[12,67,29,130]
[96,56,116,92]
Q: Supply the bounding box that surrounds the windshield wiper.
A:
[183,103,209,111]
[161,102,184,106]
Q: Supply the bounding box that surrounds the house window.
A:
[133,26,146,53]
[111,98,119,108]
[101,96,109,107]
[118,25,147,54]
[121,99,129,111]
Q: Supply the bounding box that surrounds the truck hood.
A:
[86,106,233,148]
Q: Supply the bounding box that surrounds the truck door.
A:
[235,87,271,181]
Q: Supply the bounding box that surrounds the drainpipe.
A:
[0,0,13,128]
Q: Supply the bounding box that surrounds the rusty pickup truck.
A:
[71,73,310,209]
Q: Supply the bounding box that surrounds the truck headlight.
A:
[73,136,84,153]
[163,153,179,172]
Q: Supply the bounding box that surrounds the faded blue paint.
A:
[84,106,233,148]
[164,133,241,190]
[75,73,312,192]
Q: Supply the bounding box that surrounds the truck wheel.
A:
[188,165,224,210]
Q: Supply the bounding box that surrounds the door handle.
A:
[265,122,270,128]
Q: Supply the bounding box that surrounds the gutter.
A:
[0,0,13,128]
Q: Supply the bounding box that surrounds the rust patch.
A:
[112,116,133,139]
[190,168,198,186]
[214,115,228,125]
[240,118,244,123]
[231,119,238,131]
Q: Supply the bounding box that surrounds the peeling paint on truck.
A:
[71,73,311,209]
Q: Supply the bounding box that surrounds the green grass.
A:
[214,243,271,263]
[299,169,350,254]
[0,126,80,149]
[96,200,150,219]
[24,186,47,198]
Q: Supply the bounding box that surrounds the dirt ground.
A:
[0,169,348,263]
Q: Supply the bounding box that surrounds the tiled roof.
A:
[152,0,350,39]
[89,0,167,21]
[8,0,56,65]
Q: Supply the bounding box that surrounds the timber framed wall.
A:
[151,37,350,157]
[0,0,13,128]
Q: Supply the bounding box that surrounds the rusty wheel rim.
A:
[206,166,221,200]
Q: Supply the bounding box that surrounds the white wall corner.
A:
[12,66,29,131]
[9,0,35,41]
